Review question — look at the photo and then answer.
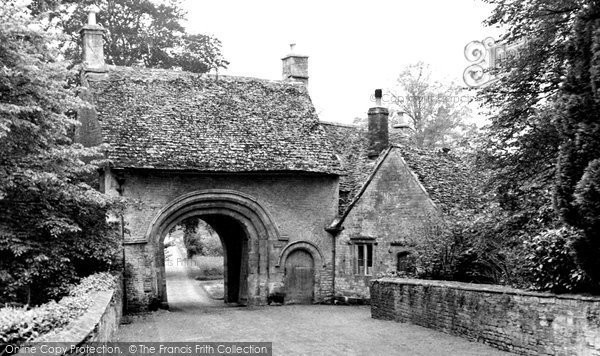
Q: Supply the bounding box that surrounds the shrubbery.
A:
[0,273,117,350]
[0,2,122,306]
[179,218,223,258]
[524,227,589,293]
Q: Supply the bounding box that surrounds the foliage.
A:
[0,273,117,351]
[190,256,224,280]
[411,208,524,286]
[388,61,474,149]
[475,0,600,292]
[0,1,121,306]
[552,1,600,286]
[523,227,588,293]
[31,0,228,73]
[477,0,576,205]
[179,217,223,258]
[69,272,117,296]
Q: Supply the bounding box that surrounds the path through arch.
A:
[146,190,280,308]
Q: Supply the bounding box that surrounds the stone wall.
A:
[371,278,600,356]
[21,278,123,354]
[335,149,442,299]
[108,170,338,311]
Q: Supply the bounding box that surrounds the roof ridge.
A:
[319,120,360,128]
[100,65,304,86]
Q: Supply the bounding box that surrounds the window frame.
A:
[353,242,375,276]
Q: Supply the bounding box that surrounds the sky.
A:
[181,0,499,124]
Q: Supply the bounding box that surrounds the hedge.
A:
[0,273,117,349]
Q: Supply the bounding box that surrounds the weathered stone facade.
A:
[102,169,338,311]
[371,278,600,356]
[75,13,479,312]
[77,23,343,311]
[332,148,442,298]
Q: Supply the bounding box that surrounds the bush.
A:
[523,227,589,293]
[202,232,223,257]
[0,273,117,351]
[181,219,223,258]
[183,232,204,258]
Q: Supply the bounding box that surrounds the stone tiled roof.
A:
[320,122,374,214]
[321,122,481,216]
[85,66,342,174]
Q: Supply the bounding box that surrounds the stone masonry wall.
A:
[22,277,123,355]
[335,149,442,299]
[114,171,338,311]
[371,278,600,356]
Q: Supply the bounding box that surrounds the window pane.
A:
[358,245,364,267]
[367,244,373,268]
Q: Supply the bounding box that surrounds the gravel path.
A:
[117,247,514,356]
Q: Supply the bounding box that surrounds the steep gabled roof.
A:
[320,122,374,214]
[321,122,481,217]
[85,66,342,174]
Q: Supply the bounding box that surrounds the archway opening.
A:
[162,214,249,308]
[147,190,282,309]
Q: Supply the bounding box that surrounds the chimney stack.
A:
[79,5,107,73]
[367,89,389,158]
[282,43,309,86]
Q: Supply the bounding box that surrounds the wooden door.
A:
[284,249,314,304]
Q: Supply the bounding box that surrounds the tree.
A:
[178,217,222,258]
[552,1,600,285]
[388,62,473,149]
[0,1,121,305]
[478,0,575,193]
[30,0,228,73]
[479,0,600,291]
[475,0,575,242]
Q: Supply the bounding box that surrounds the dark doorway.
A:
[284,249,314,304]
[203,215,248,304]
[163,214,248,308]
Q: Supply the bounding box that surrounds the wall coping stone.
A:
[17,290,115,354]
[372,277,600,302]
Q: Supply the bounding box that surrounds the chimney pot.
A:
[375,89,382,106]
[86,5,100,25]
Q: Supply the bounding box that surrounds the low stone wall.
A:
[371,278,600,356]
[20,277,123,353]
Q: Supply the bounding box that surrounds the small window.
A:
[396,251,415,274]
[354,243,373,276]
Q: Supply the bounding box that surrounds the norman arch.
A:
[145,189,281,308]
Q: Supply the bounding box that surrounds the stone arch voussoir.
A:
[145,189,280,307]
[145,189,281,244]
[277,240,325,268]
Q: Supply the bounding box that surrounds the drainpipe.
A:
[326,218,343,301]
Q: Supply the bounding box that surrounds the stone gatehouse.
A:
[76,12,474,312]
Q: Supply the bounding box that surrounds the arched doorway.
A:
[284,249,315,304]
[163,215,247,305]
[145,190,280,308]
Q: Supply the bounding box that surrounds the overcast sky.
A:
[182,0,498,124]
